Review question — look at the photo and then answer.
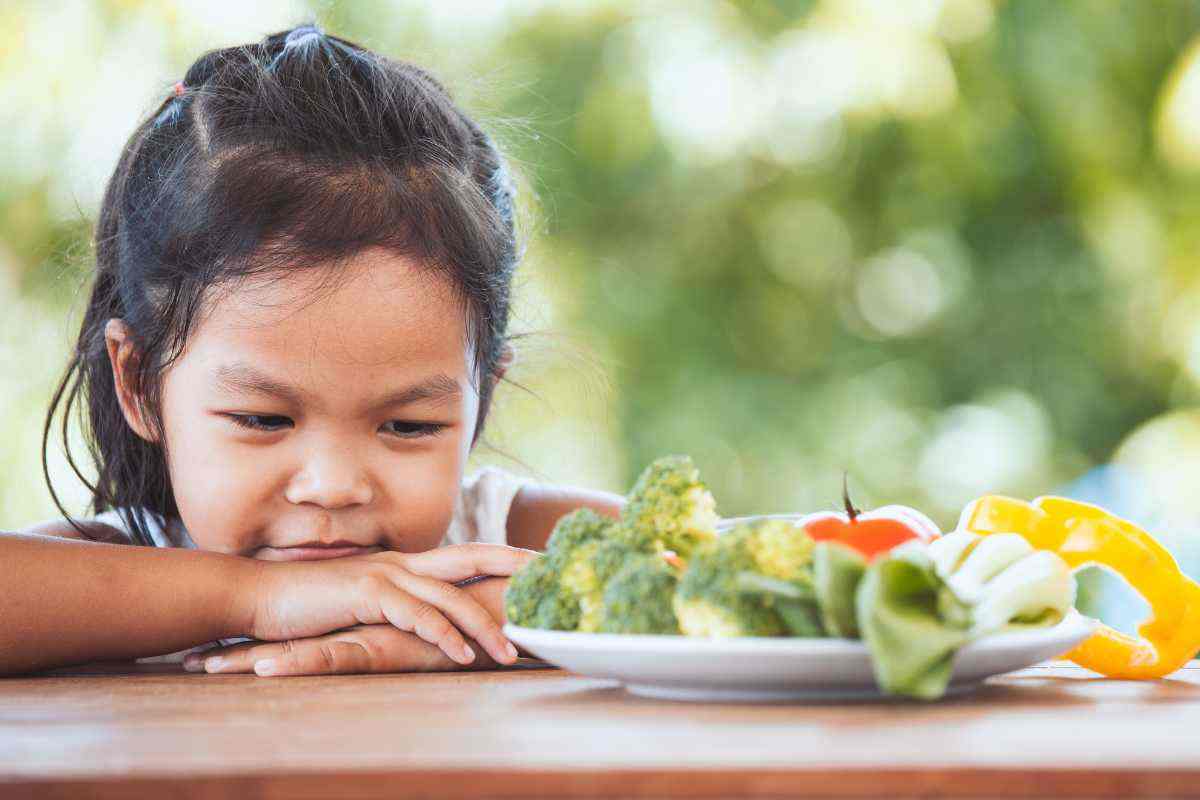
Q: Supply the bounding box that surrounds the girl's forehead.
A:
[189,249,474,377]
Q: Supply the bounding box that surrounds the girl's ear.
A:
[104,318,158,443]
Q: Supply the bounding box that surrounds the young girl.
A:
[3,25,622,677]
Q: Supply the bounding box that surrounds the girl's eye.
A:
[227,414,293,432]
[382,420,446,439]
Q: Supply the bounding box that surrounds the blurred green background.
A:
[5,0,1200,607]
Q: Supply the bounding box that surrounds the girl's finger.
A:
[395,543,541,583]
[252,627,499,676]
[254,638,374,677]
[372,585,478,666]
[189,625,507,677]
[191,637,367,676]
[389,572,517,665]
[188,641,286,674]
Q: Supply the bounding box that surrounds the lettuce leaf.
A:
[813,541,868,637]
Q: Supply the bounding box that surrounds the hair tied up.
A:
[153,82,187,128]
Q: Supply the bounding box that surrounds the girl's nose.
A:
[284,447,374,509]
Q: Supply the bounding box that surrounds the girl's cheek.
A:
[378,441,464,552]
[166,419,277,553]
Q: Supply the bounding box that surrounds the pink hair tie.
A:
[172,81,186,97]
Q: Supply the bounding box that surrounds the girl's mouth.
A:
[254,544,384,561]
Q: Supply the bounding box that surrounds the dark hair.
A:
[42,24,522,545]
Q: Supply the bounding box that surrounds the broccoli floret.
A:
[532,583,583,631]
[542,509,619,630]
[673,519,817,637]
[744,517,816,580]
[505,553,552,626]
[609,520,662,553]
[561,537,649,632]
[504,554,580,631]
[507,511,616,631]
[621,455,719,558]
[545,508,613,561]
[599,555,680,634]
[515,508,651,633]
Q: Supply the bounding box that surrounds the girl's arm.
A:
[0,528,534,675]
[0,530,258,674]
[504,484,625,552]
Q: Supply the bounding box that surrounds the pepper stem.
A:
[842,472,861,523]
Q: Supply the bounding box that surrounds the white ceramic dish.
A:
[504,610,1097,702]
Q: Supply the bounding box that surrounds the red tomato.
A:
[799,481,940,561]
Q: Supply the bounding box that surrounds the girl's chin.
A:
[253,545,384,562]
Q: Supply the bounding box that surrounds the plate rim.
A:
[504,608,1096,655]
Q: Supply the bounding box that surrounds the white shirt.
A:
[87,466,530,663]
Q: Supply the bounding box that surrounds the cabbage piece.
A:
[856,542,971,700]
[857,532,1075,700]
[813,540,868,638]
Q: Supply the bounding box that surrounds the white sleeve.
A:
[87,508,195,549]
[442,467,532,546]
[84,509,136,544]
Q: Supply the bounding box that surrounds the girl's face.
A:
[110,248,488,560]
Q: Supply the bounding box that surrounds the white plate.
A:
[504,610,1097,702]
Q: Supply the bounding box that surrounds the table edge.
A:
[5,766,1200,799]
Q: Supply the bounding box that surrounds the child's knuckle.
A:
[357,635,389,663]
[425,617,457,643]
[316,643,340,672]
[411,601,443,626]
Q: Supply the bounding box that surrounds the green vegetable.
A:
[507,507,629,632]
[733,572,824,637]
[856,543,971,700]
[621,455,719,558]
[504,554,581,631]
[813,541,868,637]
[674,519,816,637]
[545,508,613,561]
[857,532,1076,700]
[561,537,649,631]
[599,555,680,634]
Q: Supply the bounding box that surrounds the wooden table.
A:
[3,660,1200,798]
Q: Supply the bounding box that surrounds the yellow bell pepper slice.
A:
[959,495,1200,679]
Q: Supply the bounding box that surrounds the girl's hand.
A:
[185,624,502,675]
[198,574,514,676]
[236,545,532,667]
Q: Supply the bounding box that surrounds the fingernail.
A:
[254,659,276,676]
[182,655,203,672]
[506,642,519,661]
[204,657,226,673]
[461,644,475,663]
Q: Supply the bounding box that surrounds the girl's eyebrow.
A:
[215,363,305,405]
[369,374,462,410]
[213,363,462,411]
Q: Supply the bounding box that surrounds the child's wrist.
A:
[224,555,266,638]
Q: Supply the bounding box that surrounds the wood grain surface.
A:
[2,660,1199,798]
